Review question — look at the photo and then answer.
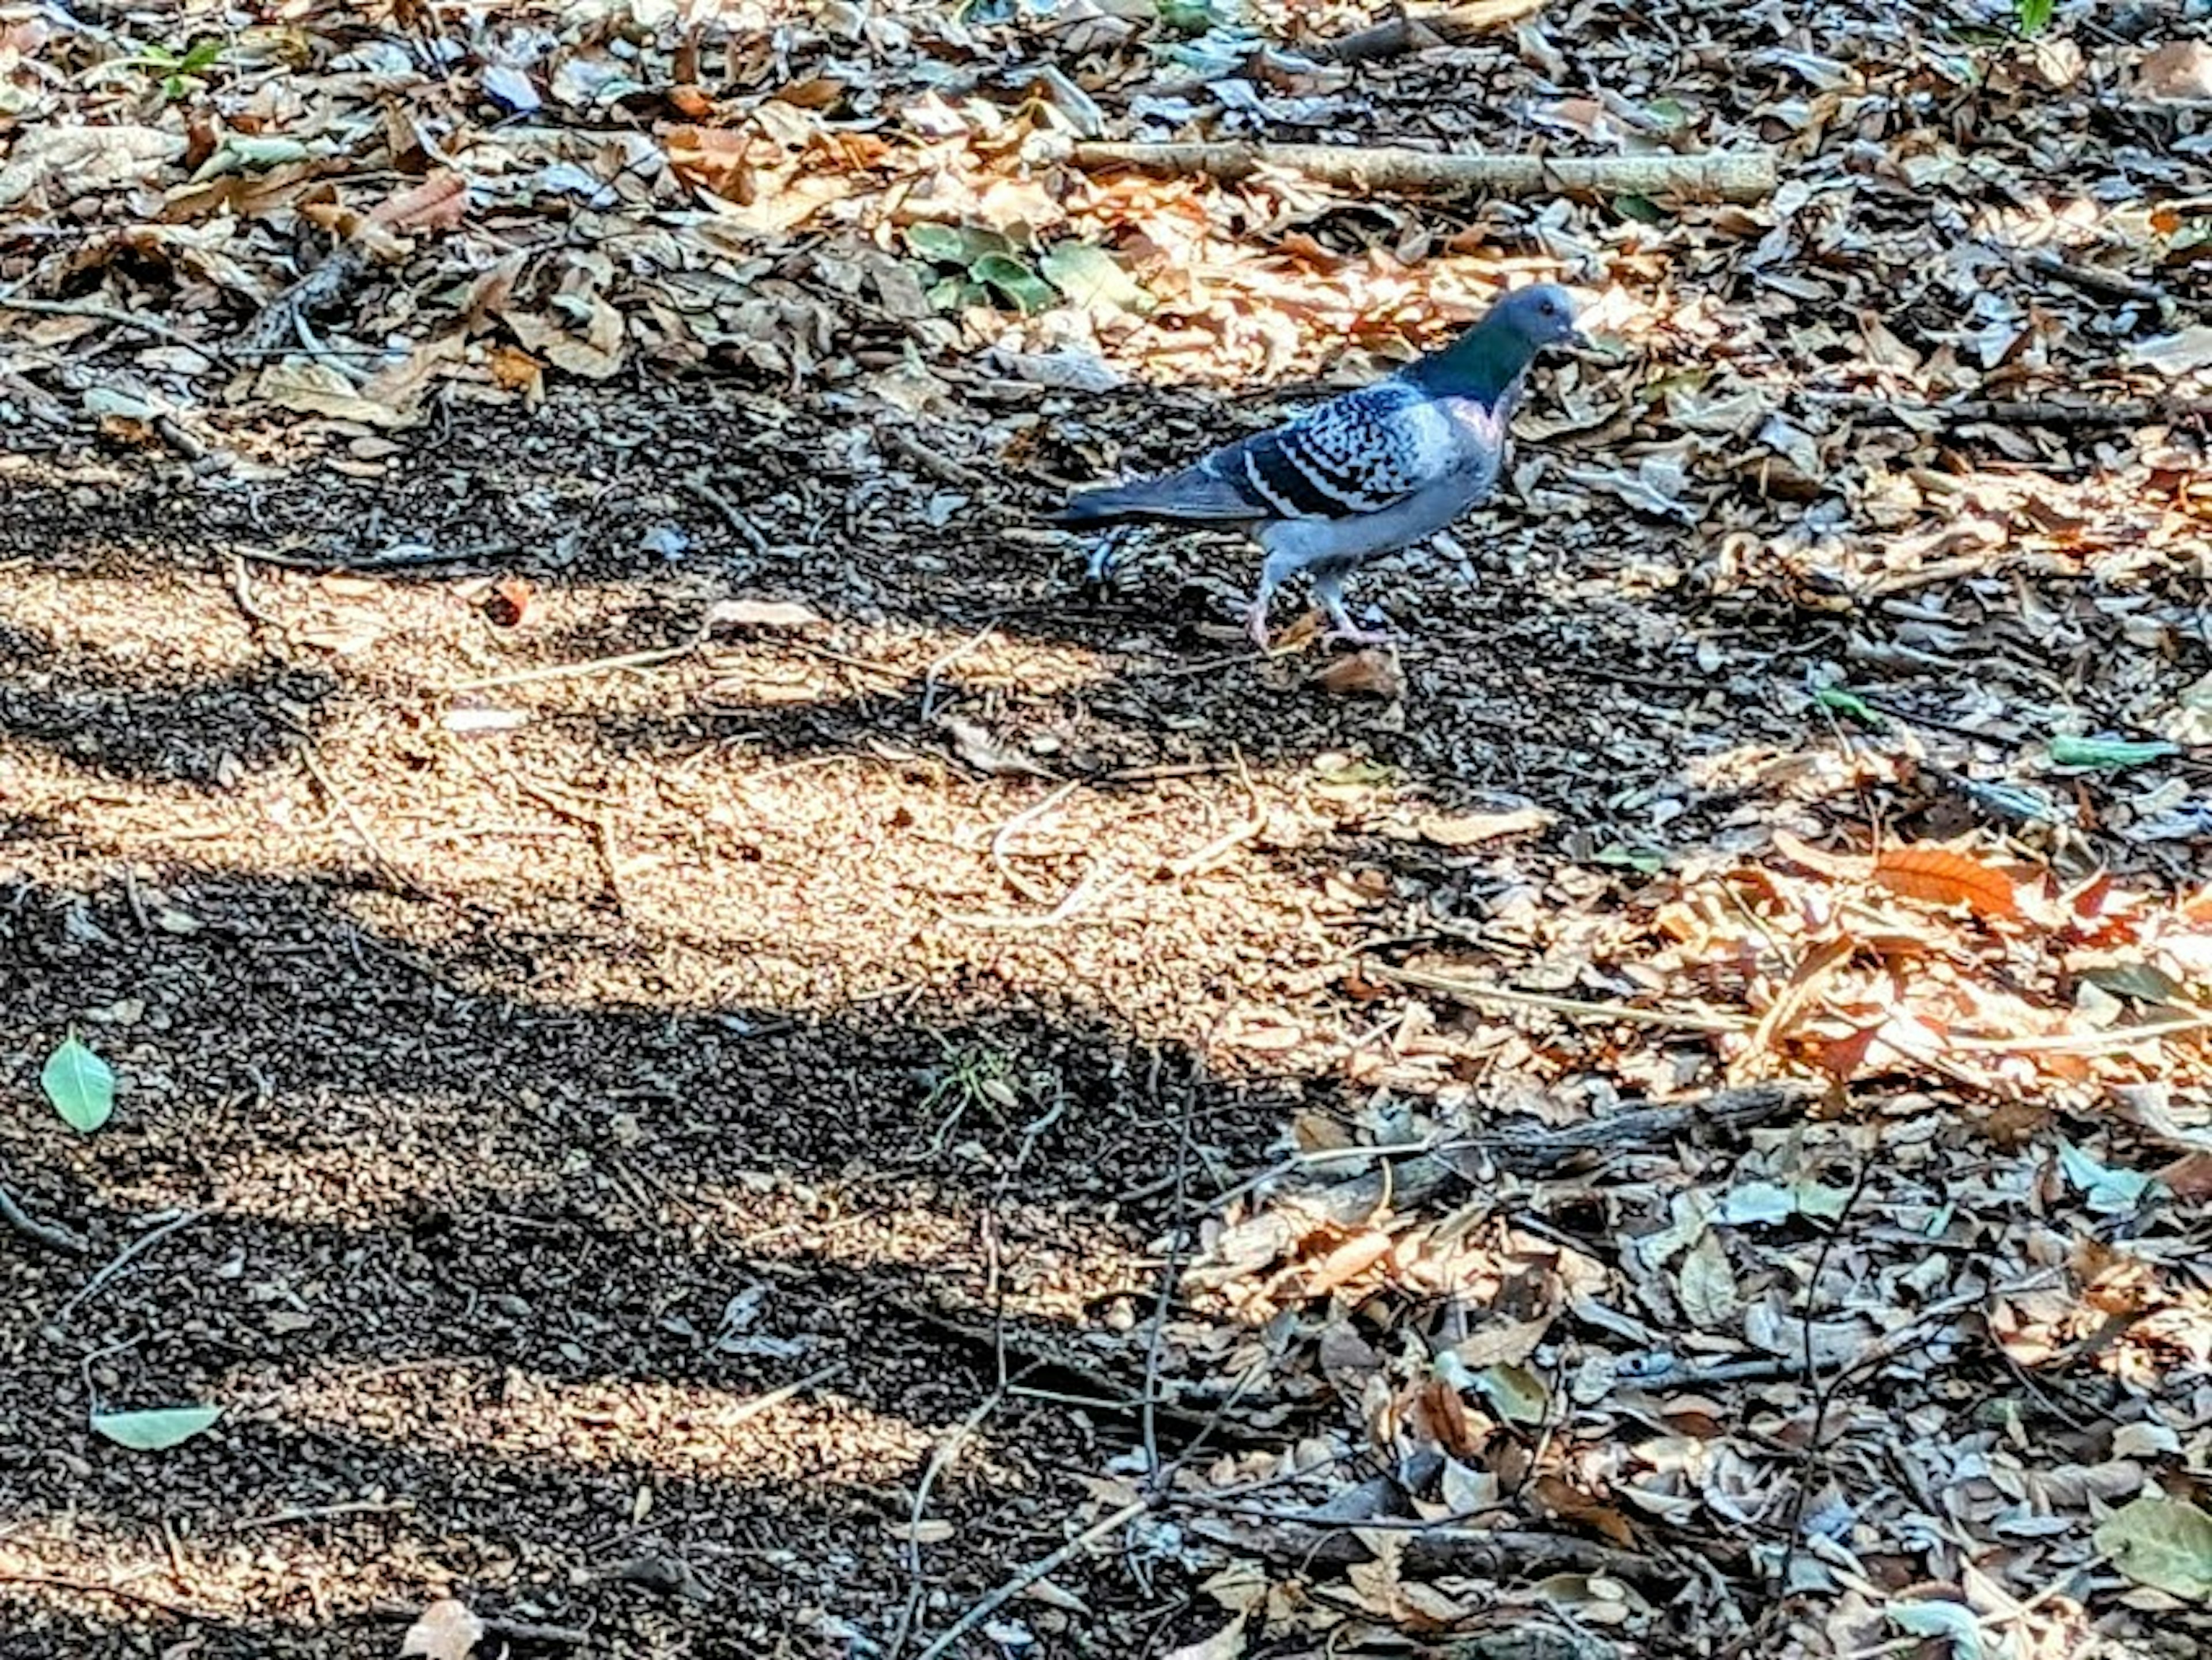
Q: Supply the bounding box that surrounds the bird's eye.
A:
[1539,300,1556,314]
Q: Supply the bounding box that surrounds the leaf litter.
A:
[0,0,2209,1657]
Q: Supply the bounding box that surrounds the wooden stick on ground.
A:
[1317,0,1547,62]
[0,1180,86,1255]
[1058,141,1778,203]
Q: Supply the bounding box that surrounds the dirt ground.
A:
[5,4,2212,1659]
[1,346,1813,1653]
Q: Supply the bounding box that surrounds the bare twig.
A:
[0,1570,216,1620]
[680,472,772,554]
[233,1498,415,1531]
[54,1208,205,1327]
[1055,140,1778,202]
[300,749,433,900]
[911,1498,1151,1660]
[984,779,1085,904]
[939,865,1132,930]
[0,1180,86,1255]
[450,642,699,694]
[1315,0,1546,61]
[1809,391,2212,430]
[2018,247,2167,307]
[1364,960,1752,1033]
[0,294,209,353]
[886,1384,1014,1660]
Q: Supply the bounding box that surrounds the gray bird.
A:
[1056,283,1586,647]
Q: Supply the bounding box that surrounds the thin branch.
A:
[1315,0,1546,62]
[54,1208,205,1327]
[911,1498,1151,1660]
[1055,140,1778,203]
[0,1181,86,1255]
[1363,960,1751,1033]
[0,294,210,353]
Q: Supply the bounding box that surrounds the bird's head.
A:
[1490,283,1588,353]
[1413,283,1589,401]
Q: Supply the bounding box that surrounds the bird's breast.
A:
[1434,394,1509,459]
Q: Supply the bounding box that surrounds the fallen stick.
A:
[1059,141,1778,203]
[1812,392,2212,430]
[0,1180,86,1255]
[1316,0,1547,62]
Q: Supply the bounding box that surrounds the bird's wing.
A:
[1211,381,1457,520]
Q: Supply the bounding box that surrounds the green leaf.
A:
[1468,1362,1550,1425]
[91,1404,223,1451]
[925,275,984,311]
[1813,685,1883,725]
[1039,243,1154,314]
[176,38,226,74]
[2015,0,2054,36]
[1676,1231,1740,1327]
[1717,1181,1796,1226]
[42,1034,115,1134]
[904,222,974,264]
[2095,1494,2212,1600]
[1613,194,1665,225]
[1889,1600,1986,1659]
[2047,734,2177,770]
[1594,844,1666,875]
[2058,1140,2155,1215]
[971,253,1055,314]
[1156,0,1232,35]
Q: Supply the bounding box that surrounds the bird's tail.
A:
[1052,464,1261,529]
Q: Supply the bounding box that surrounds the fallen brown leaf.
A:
[1873,846,2022,921]
[1312,648,1403,699]
[400,1598,482,1660]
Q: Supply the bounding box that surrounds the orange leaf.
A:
[482,577,536,629]
[1812,1023,1884,1082]
[1304,1229,1394,1294]
[371,169,467,233]
[666,124,756,202]
[1872,846,2021,920]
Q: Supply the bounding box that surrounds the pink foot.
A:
[1244,602,1273,650]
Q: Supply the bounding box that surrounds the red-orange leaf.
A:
[1872,846,2021,920]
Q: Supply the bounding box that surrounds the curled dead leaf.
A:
[703,598,825,632]
[481,577,535,629]
[400,1598,483,1660]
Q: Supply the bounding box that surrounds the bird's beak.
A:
[1566,327,1596,352]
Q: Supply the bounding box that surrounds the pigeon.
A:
[1056,283,1586,648]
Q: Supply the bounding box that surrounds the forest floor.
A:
[2,2,2211,1658]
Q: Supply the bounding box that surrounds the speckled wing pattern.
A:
[1201,381,1456,521]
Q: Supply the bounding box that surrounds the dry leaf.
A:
[400,1598,483,1660]
[1312,649,1403,699]
[1873,846,2021,920]
[942,717,1053,778]
[1303,1228,1395,1294]
[2137,41,2212,104]
[703,598,825,632]
[1160,1615,1247,1660]
[370,169,467,233]
[1416,805,1554,847]
[482,577,535,628]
